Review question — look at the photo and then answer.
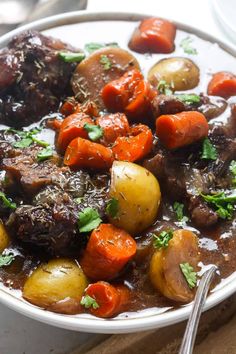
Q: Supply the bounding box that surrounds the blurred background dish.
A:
[211,0,236,45]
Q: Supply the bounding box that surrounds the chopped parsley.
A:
[176,94,201,104]
[100,55,112,70]
[201,138,217,160]
[84,123,103,141]
[157,80,174,95]
[0,254,15,268]
[58,51,85,63]
[78,207,102,233]
[152,230,173,249]
[80,295,99,309]
[106,198,119,218]
[173,202,189,223]
[84,42,119,54]
[37,146,54,162]
[230,160,236,185]
[10,128,49,149]
[201,191,236,220]
[0,192,16,209]
[180,262,197,289]
[180,36,197,55]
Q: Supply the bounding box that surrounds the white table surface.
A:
[0,1,235,353]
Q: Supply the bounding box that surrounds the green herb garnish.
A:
[0,192,16,209]
[201,138,217,160]
[100,55,112,70]
[201,191,236,219]
[58,51,85,63]
[10,128,49,149]
[84,123,103,141]
[173,202,189,223]
[180,262,197,289]
[152,230,173,249]
[180,36,197,55]
[176,94,201,104]
[157,80,173,95]
[0,254,15,268]
[80,295,99,309]
[106,198,119,218]
[37,146,53,162]
[230,160,236,185]
[78,207,102,233]
[85,42,119,54]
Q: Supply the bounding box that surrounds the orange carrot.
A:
[112,124,153,162]
[57,113,93,153]
[207,71,236,99]
[46,118,62,131]
[128,17,176,53]
[80,224,137,280]
[96,113,130,145]
[101,69,156,119]
[60,98,78,116]
[156,111,209,150]
[64,138,114,170]
[84,282,130,318]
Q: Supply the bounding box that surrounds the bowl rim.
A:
[0,10,236,334]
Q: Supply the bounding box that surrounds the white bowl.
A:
[0,11,236,334]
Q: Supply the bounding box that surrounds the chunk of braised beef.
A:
[188,196,218,228]
[0,31,78,127]
[198,95,227,120]
[151,94,185,118]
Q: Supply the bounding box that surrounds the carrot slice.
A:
[60,98,78,116]
[80,224,137,280]
[112,124,153,162]
[84,282,130,318]
[46,118,62,131]
[207,71,236,99]
[156,111,209,150]
[57,113,93,153]
[128,17,176,54]
[64,137,114,170]
[96,113,130,145]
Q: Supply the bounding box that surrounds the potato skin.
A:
[23,259,88,308]
[109,161,161,235]
[148,57,200,91]
[0,222,10,252]
[71,47,140,109]
[150,229,199,303]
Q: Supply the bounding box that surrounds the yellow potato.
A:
[150,229,199,303]
[0,221,10,252]
[23,259,88,308]
[148,57,200,91]
[109,161,161,235]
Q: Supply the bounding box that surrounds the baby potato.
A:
[109,161,161,235]
[23,259,88,308]
[148,57,200,91]
[0,221,10,252]
[150,229,199,303]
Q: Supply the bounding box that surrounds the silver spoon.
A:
[179,265,218,354]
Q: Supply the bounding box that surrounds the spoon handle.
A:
[179,265,217,354]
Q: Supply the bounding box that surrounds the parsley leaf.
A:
[173,202,189,222]
[180,36,197,55]
[11,128,49,149]
[80,295,99,309]
[180,262,197,289]
[37,146,53,162]
[14,138,33,148]
[201,138,217,160]
[0,192,16,209]
[157,80,174,95]
[78,207,102,232]
[106,198,119,218]
[201,191,236,219]
[84,123,103,141]
[176,94,201,104]
[230,160,236,185]
[85,42,119,54]
[152,230,173,249]
[0,254,15,268]
[58,51,85,63]
[100,55,112,70]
